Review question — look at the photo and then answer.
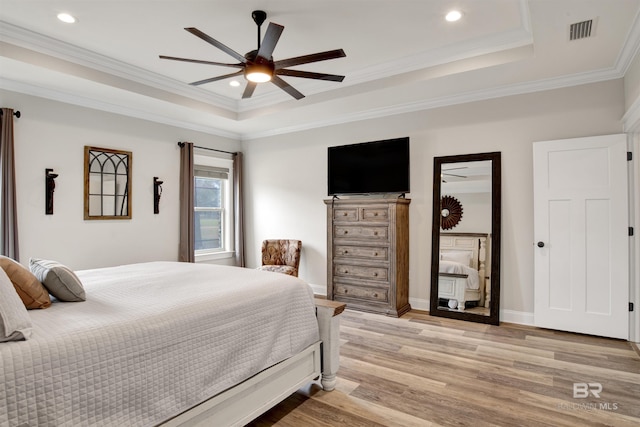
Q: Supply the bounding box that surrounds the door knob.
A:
[537,241,545,248]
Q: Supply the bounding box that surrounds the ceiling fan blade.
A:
[271,76,305,100]
[276,69,345,82]
[274,49,346,70]
[184,27,247,63]
[257,23,284,60]
[443,173,467,178]
[159,55,244,68]
[242,82,257,99]
[189,70,244,86]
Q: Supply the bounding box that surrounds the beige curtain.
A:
[233,152,245,267]
[0,108,19,261]
[178,142,194,262]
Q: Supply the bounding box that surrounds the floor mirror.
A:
[430,152,501,325]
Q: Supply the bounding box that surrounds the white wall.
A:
[442,192,491,234]
[242,79,625,320]
[1,79,627,323]
[1,90,240,270]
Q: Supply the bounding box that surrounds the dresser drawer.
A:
[335,245,388,261]
[334,264,388,281]
[333,208,357,221]
[335,283,388,302]
[361,207,389,221]
[334,225,388,240]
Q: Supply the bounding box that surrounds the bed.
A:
[438,233,489,310]
[0,261,344,427]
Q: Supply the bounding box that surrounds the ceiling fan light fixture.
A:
[245,64,273,83]
[246,71,272,83]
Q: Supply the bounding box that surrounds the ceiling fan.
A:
[441,166,468,182]
[159,10,346,100]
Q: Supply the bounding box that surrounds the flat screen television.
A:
[328,137,410,196]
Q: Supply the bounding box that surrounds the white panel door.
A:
[533,134,629,339]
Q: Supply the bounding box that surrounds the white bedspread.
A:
[0,262,320,427]
[439,260,480,290]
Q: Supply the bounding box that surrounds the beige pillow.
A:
[0,267,32,341]
[0,255,51,309]
[29,258,86,302]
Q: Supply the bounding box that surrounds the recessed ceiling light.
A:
[57,12,77,24]
[445,10,462,22]
[229,80,241,87]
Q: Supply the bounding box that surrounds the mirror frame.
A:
[430,151,501,325]
[84,146,132,220]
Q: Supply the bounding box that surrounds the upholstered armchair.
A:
[257,239,302,277]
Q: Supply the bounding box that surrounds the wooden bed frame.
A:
[161,299,345,427]
[438,233,489,311]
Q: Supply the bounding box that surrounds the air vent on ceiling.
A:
[569,19,593,41]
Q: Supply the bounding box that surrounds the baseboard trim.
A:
[500,309,535,326]
[409,297,430,312]
[312,284,535,327]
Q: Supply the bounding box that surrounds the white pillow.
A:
[441,250,473,267]
[0,268,32,342]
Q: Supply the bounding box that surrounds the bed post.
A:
[314,299,346,391]
[479,236,487,307]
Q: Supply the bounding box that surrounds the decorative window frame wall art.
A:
[84,146,132,220]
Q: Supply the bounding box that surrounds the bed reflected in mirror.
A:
[430,152,501,325]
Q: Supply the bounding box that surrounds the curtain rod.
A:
[0,110,21,118]
[177,141,237,155]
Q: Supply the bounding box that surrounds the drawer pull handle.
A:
[374,212,378,216]
[373,272,378,277]
[374,231,378,236]
[344,230,348,234]
[344,289,348,293]
[344,250,348,254]
[373,293,378,298]
[374,252,378,256]
[343,212,348,216]
[344,270,348,274]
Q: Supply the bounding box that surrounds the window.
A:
[194,155,234,260]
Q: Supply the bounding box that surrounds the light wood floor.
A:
[249,309,640,427]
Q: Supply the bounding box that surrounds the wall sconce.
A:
[45,168,58,215]
[153,177,163,214]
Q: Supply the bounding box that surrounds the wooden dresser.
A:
[324,197,411,317]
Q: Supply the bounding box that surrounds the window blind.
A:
[194,165,229,180]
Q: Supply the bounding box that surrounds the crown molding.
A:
[0,6,535,116]
[616,7,640,75]
[240,0,533,111]
[241,67,622,140]
[2,55,625,143]
[0,78,241,140]
[3,0,638,142]
[243,0,640,141]
[0,21,239,112]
